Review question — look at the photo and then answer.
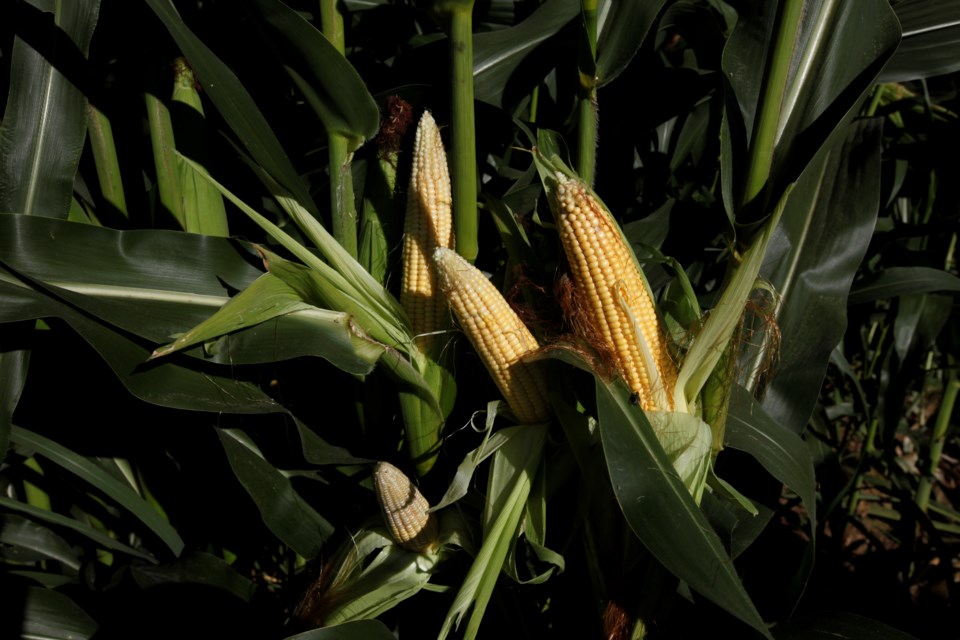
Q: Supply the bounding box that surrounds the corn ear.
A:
[401,111,454,353]
[373,461,438,553]
[433,247,550,424]
[552,172,677,412]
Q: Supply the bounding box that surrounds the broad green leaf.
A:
[17,586,98,640]
[473,0,579,107]
[848,266,960,305]
[252,0,379,150]
[595,0,671,86]
[595,378,770,638]
[881,0,960,82]
[282,620,397,640]
[721,0,899,213]
[143,0,318,214]
[0,514,81,570]
[218,428,333,559]
[10,426,185,556]
[0,0,100,218]
[0,497,156,562]
[750,118,883,435]
[131,551,256,603]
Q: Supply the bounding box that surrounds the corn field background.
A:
[2,0,960,638]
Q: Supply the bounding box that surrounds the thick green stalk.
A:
[146,91,186,228]
[86,104,128,218]
[320,0,358,258]
[741,0,805,207]
[442,1,479,263]
[577,0,598,185]
[916,378,959,513]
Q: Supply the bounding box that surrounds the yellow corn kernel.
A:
[401,111,454,351]
[433,248,551,424]
[552,172,676,411]
[373,461,439,553]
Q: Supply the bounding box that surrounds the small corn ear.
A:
[373,461,439,553]
[552,172,677,412]
[433,247,551,424]
[401,111,454,352]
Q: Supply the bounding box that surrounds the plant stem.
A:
[741,0,805,207]
[916,378,959,513]
[86,104,128,219]
[320,0,358,258]
[577,0,598,185]
[446,1,479,263]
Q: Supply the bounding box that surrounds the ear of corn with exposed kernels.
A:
[373,461,439,553]
[552,172,677,412]
[433,247,551,424]
[401,111,454,353]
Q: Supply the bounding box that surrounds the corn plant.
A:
[2,1,960,639]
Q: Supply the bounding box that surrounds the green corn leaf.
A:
[0,0,100,218]
[10,426,184,556]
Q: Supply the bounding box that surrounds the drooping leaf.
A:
[218,428,333,559]
[881,0,960,82]
[725,389,816,532]
[0,514,81,570]
[595,0,671,86]
[10,426,185,556]
[595,378,769,637]
[16,586,98,640]
[777,610,918,640]
[473,0,579,107]
[0,0,101,218]
[143,0,318,214]
[252,0,379,150]
[848,266,960,305]
[131,551,256,602]
[0,497,156,562]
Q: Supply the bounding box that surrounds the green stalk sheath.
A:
[86,103,128,218]
[577,0,598,185]
[741,0,805,207]
[917,378,959,513]
[146,91,186,229]
[171,58,229,236]
[447,2,479,263]
[320,0,358,258]
[359,153,399,285]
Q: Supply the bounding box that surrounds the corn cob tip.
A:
[400,112,454,348]
[373,461,438,553]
